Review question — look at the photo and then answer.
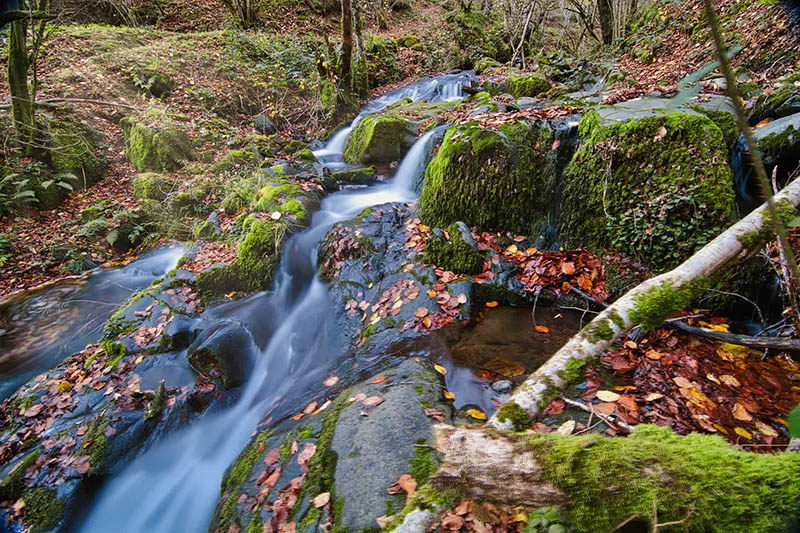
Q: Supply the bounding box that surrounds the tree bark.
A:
[340,0,354,89]
[8,18,34,151]
[597,0,613,44]
[489,177,800,429]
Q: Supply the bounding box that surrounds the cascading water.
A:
[78,73,470,533]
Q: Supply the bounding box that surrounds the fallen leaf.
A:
[534,325,550,333]
[734,427,753,440]
[303,401,318,414]
[362,396,385,407]
[557,420,576,436]
[323,375,339,387]
[443,391,455,401]
[434,364,447,376]
[440,514,466,530]
[732,403,753,422]
[596,390,621,402]
[485,301,498,308]
[720,375,740,387]
[673,376,693,389]
[371,376,387,384]
[312,492,330,508]
[424,408,445,422]
[465,409,487,420]
[755,420,778,437]
[644,393,664,401]
[414,307,429,318]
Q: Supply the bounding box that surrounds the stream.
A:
[0,245,186,402]
[76,72,473,532]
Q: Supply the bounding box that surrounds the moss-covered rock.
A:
[343,114,418,164]
[423,222,484,274]
[753,112,800,166]
[562,105,735,271]
[419,119,560,237]
[331,166,377,184]
[23,488,65,533]
[474,57,502,74]
[120,116,193,172]
[750,74,800,124]
[132,172,173,200]
[507,73,551,98]
[527,425,800,532]
[133,69,173,98]
[209,148,262,175]
[47,119,106,188]
[293,148,317,163]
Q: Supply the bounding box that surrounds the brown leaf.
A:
[303,401,318,415]
[440,514,466,530]
[264,448,281,466]
[22,404,44,417]
[362,396,385,407]
[371,376,387,384]
[323,375,339,387]
[732,402,753,422]
[312,492,331,508]
[424,408,445,422]
[414,307,429,318]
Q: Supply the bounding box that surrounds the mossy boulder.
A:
[132,173,173,200]
[133,69,172,98]
[419,119,561,237]
[47,119,106,189]
[209,148,262,175]
[331,166,377,184]
[120,116,193,172]
[343,114,418,164]
[507,73,551,98]
[753,112,800,166]
[423,222,484,274]
[750,73,800,124]
[293,148,318,163]
[562,103,735,272]
[474,57,502,74]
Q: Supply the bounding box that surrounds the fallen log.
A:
[412,425,800,533]
[489,177,800,429]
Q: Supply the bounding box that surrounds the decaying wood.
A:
[668,321,800,351]
[430,425,566,507]
[490,177,800,428]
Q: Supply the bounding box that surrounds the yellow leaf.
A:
[699,321,729,332]
[513,511,529,523]
[465,408,487,420]
[427,289,436,298]
[368,282,374,289]
[713,424,728,434]
[434,364,447,376]
[135,356,144,365]
[754,420,778,437]
[507,244,518,254]
[732,402,752,422]
[706,374,720,384]
[719,374,740,387]
[734,427,752,440]
[443,390,455,400]
[596,390,620,402]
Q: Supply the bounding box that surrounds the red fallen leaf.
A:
[561,262,575,275]
[362,396,385,407]
[617,395,639,414]
[297,443,317,467]
[263,467,281,488]
[593,402,617,415]
[74,457,90,475]
[424,408,445,422]
[440,513,466,530]
[291,441,299,454]
[543,399,565,416]
[387,474,417,502]
[414,307,429,318]
[530,422,551,433]
[454,500,473,515]
[303,401,318,414]
[22,404,44,417]
[264,448,281,466]
[371,376,387,384]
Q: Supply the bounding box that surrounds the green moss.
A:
[218,431,270,531]
[563,110,734,272]
[738,198,798,250]
[587,318,615,343]
[209,149,261,175]
[527,425,800,532]
[422,223,483,274]
[23,488,65,532]
[297,424,314,441]
[691,107,739,147]
[607,308,626,330]
[246,511,264,533]
[750,83,798,124]
[133,173,172,200]
[343,114,415,164]
[474,57,501,74]
[495,401,529,432]
[0,451,39,501]
[409,445,437,485]
[293,148,317,163]
[100,338,127,363]
[628,279,709,331]
[420,119,559,236]
[79,416,108,471]
[558,357,589,384]
[759,124,799,162]
[507,73,551,98]
[120,116,193,172]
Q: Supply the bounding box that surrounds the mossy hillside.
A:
[507,73,552,98]
[419,119,558,236]
[342,114,417,164]
[562,110,735,272]
[120,115,193,172]
[527,425,800,532]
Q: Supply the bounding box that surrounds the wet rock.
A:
[491,379,513,394]
[187,324,255,389]
[423,221,484,275]
[753,112,800,166]
[253,114,276,134]
[507,73,551,98]
[343,114,418,164]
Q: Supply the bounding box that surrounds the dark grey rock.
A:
[491,379,514,394]
[187,324,255,389]
[253,115,276,135]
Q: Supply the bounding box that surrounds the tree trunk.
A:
[8,18,34,151]
[597,0,613,44]
[340,0,354,89]
[392,425,800,533]
[489,176,800,429]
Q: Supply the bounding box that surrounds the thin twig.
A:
[560,396,632,433]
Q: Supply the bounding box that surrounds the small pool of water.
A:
[438,305,583,415]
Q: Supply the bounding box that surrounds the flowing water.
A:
[0,245,186,401]
[77,72,472,533]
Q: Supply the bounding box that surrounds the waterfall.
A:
[78,73,469,533]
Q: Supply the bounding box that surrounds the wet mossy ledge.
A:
[120,111,194,172]
[419,118,561,238]
[343,114,418,164]
[562,108,735,272]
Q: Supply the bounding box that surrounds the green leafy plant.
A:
[0,173,38,217]
[0,233,11,267]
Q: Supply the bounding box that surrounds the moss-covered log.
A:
[422,425,800,533]
[490,177,800,427]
